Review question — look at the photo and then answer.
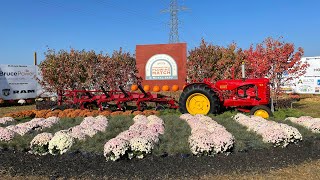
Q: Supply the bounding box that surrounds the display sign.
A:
[136,43,187,90]
[281,57,320,94]
[293,77,320,94]
[303,57,320,77]
[0,64,38,100]
[145,54,178,80]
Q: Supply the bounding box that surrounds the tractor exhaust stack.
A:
[241,62,246,79]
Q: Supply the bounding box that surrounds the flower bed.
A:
[104,115,164,161]
[233,113,302,147]
[0,117,15,125]
[0,117,60,142]
[180,114,234,156]
[2,109,160,119]
[285,116,320,133]
[29,115,109,155]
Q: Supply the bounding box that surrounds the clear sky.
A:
[0,0,319,65]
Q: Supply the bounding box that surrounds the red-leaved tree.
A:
[244,37,309,94]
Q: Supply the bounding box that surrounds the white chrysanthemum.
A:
[179,113,194,121]
[181,114,234,156]
[103,115,164,160]
[148,123,165,135]
[81,127,98,137]
[133,115,148,124]
[147,115,164,125]
[140,129,160,144]
[69,126,87,140]
[30,132,53,155]
[18,99,26,105]
[188,129,215,156]
[0,117,15,125]
[129,137,154,158]
[36,117,59,129]
[104,137,129,161]
[80,116,96,128]
[117,130,140,141]
[129,123,148,132]
[234,113,302,147]
[0,127,15,141]
[92,117,108,132]
[48,132,74,155]
[6,125,30,136]
[286,116,320,134]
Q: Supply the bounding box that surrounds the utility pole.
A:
[162,0,188,43]
[34,52,37,65]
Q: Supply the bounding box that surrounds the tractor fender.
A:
[183,83,224,102]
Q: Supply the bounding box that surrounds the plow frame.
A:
[56,85,178,111]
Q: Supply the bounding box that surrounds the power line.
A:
[162,0,188,43]
[38,0,166,27]
[94,0,166,25]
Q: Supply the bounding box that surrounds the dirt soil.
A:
[1,137,320,179]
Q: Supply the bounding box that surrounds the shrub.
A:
[38,48,141,93]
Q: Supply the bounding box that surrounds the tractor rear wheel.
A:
[250,105,273,119]
[179,84,220,115]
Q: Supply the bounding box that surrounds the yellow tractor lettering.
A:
[220,85,227,89]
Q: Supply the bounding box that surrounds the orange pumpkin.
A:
[131,84,138,91]
[153,86,160,92]
[144,85,150,91]
[162,85,170,91]
[172,85,179,92]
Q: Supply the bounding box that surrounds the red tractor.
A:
[179,64,273,118]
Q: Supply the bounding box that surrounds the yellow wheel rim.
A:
[254,109,269,119]
[186,93,210,115]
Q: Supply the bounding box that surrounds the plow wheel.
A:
[250,105,273,119]
[155,103,165,111]
[84,102,98,110]
[120,102,128,112]
[179,84,220,115]
[139,102,148,111]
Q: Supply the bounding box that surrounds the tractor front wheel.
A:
[250,105,273,119]
[179,84,220,115]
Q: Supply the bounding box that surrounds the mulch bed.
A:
[1,137,320,179]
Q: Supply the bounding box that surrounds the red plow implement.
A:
[56,84,178,112]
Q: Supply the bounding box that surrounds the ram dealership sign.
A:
[0,64,45,100]
[282,57,320,94]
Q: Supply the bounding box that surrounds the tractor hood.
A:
[215,78,270,90]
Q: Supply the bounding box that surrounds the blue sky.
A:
[0,0,319,65]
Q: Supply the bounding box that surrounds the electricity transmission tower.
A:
[162,0,188,43]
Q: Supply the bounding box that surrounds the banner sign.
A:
[281,57,320,94]
[0,64,38,100]
[303,57,320,77]
[294,77,319,94]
